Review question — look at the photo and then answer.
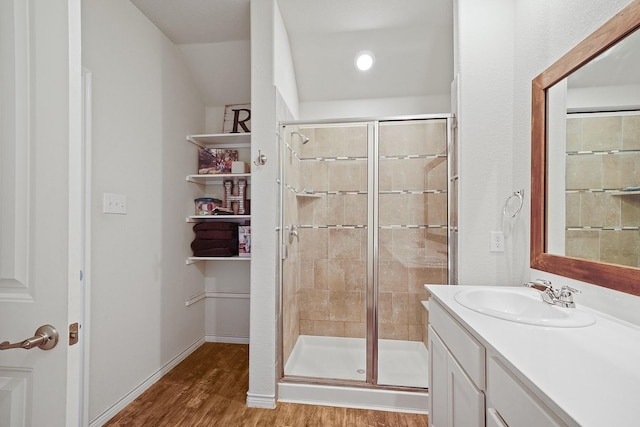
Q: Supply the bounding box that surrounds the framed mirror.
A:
[531,0,640,296]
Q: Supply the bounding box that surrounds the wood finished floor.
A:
[104,343,429,427]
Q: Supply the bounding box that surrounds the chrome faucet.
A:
[523,279,580,308]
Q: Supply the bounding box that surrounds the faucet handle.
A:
[557,285,580,307]
[523,278,552,291]
[559,285,580,295]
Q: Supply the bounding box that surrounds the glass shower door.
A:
[376,118,449,388]
[280,117,450,388]
[281,122,370,382]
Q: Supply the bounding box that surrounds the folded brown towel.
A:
[193,222,238,231]
[194,230,237,240]
[191,239,238,251]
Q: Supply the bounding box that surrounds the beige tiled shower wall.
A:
[296,124,369,339]
[565,114,640,267]
[378,120,448,341]
[294,120,448,342]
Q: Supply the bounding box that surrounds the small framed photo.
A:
[198,148,239,174]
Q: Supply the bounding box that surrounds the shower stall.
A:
[278,116,453,410]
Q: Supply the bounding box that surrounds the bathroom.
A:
[1,0,640,425]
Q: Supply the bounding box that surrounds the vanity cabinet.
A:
[428,297,568,427]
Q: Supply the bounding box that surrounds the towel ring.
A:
[503,189,524,218]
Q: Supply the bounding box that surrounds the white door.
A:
[0,0,82,426]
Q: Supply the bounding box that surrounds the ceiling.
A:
[130,0,453,107]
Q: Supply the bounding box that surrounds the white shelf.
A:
[296,192,323,198]
[611,190,640,196]
[187,173,251,185]
[187,215,250,223]
[185,133,252,267]
[186,256,251,264]
[187,133,251,148]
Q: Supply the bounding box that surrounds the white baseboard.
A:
[246,392,276,409]
[205,334,250,344]
[89,337,205,427]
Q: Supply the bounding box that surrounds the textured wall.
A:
[83,0,205,421]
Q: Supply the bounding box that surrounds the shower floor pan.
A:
[281,335,429,413]
[285,335,429,387]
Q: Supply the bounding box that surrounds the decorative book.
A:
[238,226,251,256]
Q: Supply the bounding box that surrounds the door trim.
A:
[67,1,84,424]
[366,121,379,385]
[80,68,93,427]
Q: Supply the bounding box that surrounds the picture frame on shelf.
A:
[223,103,251,133]
[198,148,239,174]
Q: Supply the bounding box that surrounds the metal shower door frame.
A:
[277,114,454,390]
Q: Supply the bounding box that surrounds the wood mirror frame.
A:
[531,0,640,296]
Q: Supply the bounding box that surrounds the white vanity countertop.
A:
[425,284,640,427]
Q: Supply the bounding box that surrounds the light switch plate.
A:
[103,193,127,214]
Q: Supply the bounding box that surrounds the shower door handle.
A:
[288,225,299,244]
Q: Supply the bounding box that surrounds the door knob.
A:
[0,325,59,351]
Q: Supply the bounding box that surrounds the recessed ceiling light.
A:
[355,51,375,71]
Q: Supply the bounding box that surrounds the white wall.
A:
[456,0,516,285]
[205,106,225,133]
[247,0,279,409]
[299,94,450,120]
[274,1,300,119]
[204,262,251,342]
[511,0,640,323]
[178,40,251,133]
[82,0,205,421]
[247,0,300,408]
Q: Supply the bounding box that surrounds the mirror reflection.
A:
[546,28,640,268]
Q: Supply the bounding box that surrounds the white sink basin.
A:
[454,287,596,328]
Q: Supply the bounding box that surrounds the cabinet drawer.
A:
[430,299,485,390]
[487,357,566,427]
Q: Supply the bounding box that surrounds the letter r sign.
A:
[223,103,251,133]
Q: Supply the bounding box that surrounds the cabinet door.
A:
[429,326,449,427]
[429,326,485,427]
[448,352,485,427]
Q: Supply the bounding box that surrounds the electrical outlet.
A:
[490,231,504,252]
[103,193,127,215]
